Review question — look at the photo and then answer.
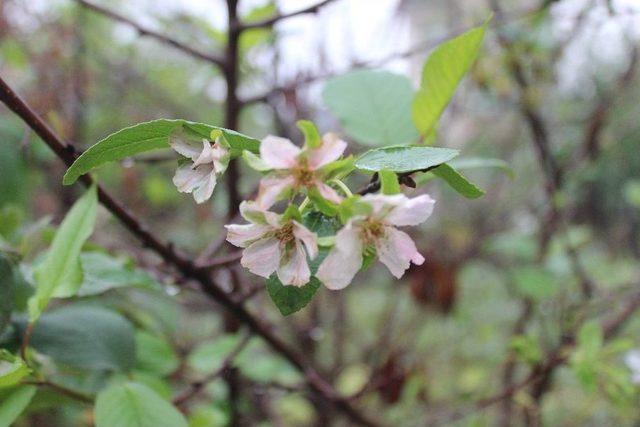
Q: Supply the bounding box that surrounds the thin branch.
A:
[173,332,252,407]
[194,250,243,271]
[23,380,94,404]
[74,0,226,70]
[0,75,378,427]
[239,0,338,31]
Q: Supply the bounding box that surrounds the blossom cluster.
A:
[170,126,435,290]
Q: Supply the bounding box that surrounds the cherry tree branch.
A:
[0,75,380,427]
[74,0,226,70]
[238,0,338,31]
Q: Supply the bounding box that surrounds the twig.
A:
[74,0,226,70]
[195,250,243,271]
[239,0,338,31]
[23,380,94,404]
[173,332,252,407]
[0,76,380,427]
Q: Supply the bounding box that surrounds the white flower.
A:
[225,202,319,287]
[255,133,347,209]
[171,134,229,204]
[316,193,435,290]
[625,349,640,384]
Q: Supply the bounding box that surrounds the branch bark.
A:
[239,0,337,31]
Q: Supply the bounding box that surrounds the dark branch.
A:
[239,0,338,31]
[75,0,226,70]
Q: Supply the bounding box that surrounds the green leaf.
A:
[28,185,98,321]
[187,334,247,376]
[0,256,15,336]
[431,163,485,198]
[242,150,271,171]
[63,119,260,185]
[266,276,321,317]
[379,169,400,195]
[308,187,339,217]
[135,332,179,377]
[0,385,36,426]
[76,252,160,296]
[412,20,489,135]
[0,352,31,388]
[355,146,459,173]
[95,382,187,427]
[16,304,135,371]
[297,120,321,149]
[323,70,419,146]
[577,320,603,356]
[512,267,559,300]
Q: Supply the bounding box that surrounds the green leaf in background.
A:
[512,266,559,300]
[95,382,187,427]
[577,320,603,357]
[323,70,419,146]
[0,256,15,336]
[379,169,400,195]
[76,252,160,296]
[0,385,36,427]
[135,331,179,377]
[63,119,260,185]
[412,20,489,136]
[266,276,321,317]
[28,185,98,322]
[0,352,31,388]
[187,334,247,376]
[355,146,458,173]
[17,304,135,371]
[297,120,321,148]
[431,163,485,199]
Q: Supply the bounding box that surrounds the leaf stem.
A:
[330,179,353,197]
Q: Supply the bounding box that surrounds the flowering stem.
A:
[331,179,353,197]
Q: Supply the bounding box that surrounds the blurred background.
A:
[1,0,640,425]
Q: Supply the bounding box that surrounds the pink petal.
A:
[292,221,318,259]
[193,140,214,167]
[173,164,216,204]
[307,133,347,170]
[316,223,363,290]
[359,194,405,218]
[225,223,271,247]
[385,194,435,226]
[256,176,295,210]
[260,135,301,169]
[376,227,424,279]
[277,241,311,287]
[170,135,201,161]
[315,182,343,204]
[192,171,217,204]
[241,237,281,279]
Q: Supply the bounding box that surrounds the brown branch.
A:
[0,76,379,427]
[74,0,226,70]
[23,380,94,404]
[194,250,243,271]
[239,0,338,31]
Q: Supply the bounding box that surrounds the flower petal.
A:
[256,176,295,210]
[376,227,424,279]
[292,221,318,259]
[173,164,210,193]
[193,139,214,167]
[192,170,217,204]
[316,223,363,290]
[315,182,343,204]
[385,194,436,226]
[277,241,311,287]
[241,238,281,279]
[225,223,271,247]
[307,133,347,170]
[260,135,301,169]
[170,134,201,161]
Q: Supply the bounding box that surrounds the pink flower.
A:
[316,194,435,290]
[225,202,319,287]
[171,134,229,204]
[255,134,347,209]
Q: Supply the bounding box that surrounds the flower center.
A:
[360,218,385,245]
[275,222,295,244]
[292,158,315,187]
